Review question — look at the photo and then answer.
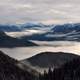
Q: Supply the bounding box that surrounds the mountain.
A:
[1,23,80,41]
[0,22,53,32]
[21,52,80,73]
[47,23,80,41]
[1,51,80,80]
[0,23,46,32]
[20,23,45,29]
[20,23,80,41]
[0,51,80,80]
[20,23,52,33]
[0,51,36,80]
[0,32,37,47]
[51,23,80,33]
[0,24,21,32]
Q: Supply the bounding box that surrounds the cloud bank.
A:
[0,0,80,24]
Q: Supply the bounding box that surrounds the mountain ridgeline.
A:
[0,51,36,80]
[0,32,37,47]
[1,22,80,80]
[0,23,46,32]
[19,23,80,41]
[22,52,80,68]
[0,51,80,80]
[21,52,80,80]
[1,23,80,41]
[1,23,80,32]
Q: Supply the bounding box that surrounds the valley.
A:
[0,41,80,60]
[0,23,80,80]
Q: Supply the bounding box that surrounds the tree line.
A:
[38,58,80,80]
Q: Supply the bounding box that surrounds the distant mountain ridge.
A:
[51,23,80,34]
[0,23,80,32]
[18,23,80,41]
[0,23,47,32]
[1,23,80,41]
[0,24,21,32]
[0,32,37,47]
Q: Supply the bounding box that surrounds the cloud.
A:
[0,0,80,24]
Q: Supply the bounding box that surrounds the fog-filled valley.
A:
[0,23,80,80]
[1,0,80,79]
[0,23,80,60]
[0,41,80,60]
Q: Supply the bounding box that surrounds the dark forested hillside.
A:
[0,51,36,80]
[21,52,80,80]
[0,50,80,80]
[39,58,80,80]
[22,52,80,68]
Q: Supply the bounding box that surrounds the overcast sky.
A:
[0,0,80,24]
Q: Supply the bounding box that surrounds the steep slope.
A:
[0,51,36,80]
[21,52,80,73]
[0,32,37,47]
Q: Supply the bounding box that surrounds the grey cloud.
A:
[0,0,80,24]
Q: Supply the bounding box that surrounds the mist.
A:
[0,41,80,60]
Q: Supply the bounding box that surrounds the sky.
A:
[0,0,80,24]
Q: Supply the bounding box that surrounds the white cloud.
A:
[13,4,33,9]
[47,9,67,15]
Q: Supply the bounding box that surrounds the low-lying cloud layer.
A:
[1,41,80,60]
[0,0,80,24]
